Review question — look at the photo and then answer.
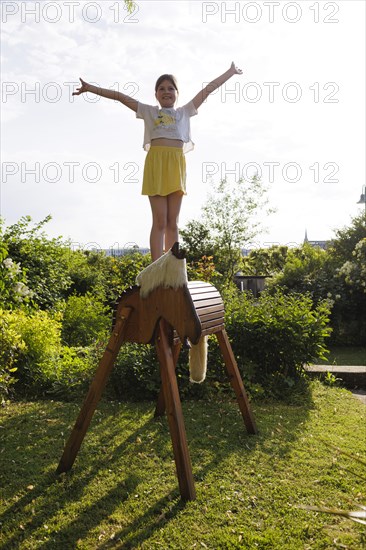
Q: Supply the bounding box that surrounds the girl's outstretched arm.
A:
[191,62,242,110]
[73,78,138,112]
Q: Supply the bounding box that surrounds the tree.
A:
[338,238,366,295]
[327,213,366,344]
[124,0,136,13]
[329,212,366,265]
[180,220,215,263]
[241,245,289,276]
[199,175,272,283]
[267,214,366,345]
[268,243,328,298]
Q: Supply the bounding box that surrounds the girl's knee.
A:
[152,216,167,232]
[167,216,179,233]
[167,210,179,230]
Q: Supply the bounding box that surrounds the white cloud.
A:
[1,0,365,248]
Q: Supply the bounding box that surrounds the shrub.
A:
[12,309,62,394]
[0,310,26,399]
[186,255,222,288]
[0,308,103,399]
[267,215,366,346]
[0,241,33,310]
[267,242,328,298]
[109,343,161,401]
[103,251,151,305]
[224,288,332,398]
[331,237,366,345]
[108,342,213,402]
[1,216,73,310]
[48,345,101,400]
[66,249,151,307]
[61,293,111,347]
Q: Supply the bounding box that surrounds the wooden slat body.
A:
[187,281,225,335]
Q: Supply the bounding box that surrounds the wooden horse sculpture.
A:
[56,243,257,501]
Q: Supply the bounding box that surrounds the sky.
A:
[1,0,365,252]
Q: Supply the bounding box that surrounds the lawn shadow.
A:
[0,402,157,549]
[38,475,140,550]
[0,383,316,549]
[97,490,186,549]
[93,387,315,547]
[180,389,315,486]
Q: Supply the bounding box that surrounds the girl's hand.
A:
[230,62,243,75]
[72,78,89,96]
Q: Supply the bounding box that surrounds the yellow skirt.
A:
[141,146,187,196]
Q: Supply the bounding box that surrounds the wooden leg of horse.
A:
[56,307,132,474]
[156,320,196,501]
[154,341,181,417]
[216,329,258,435]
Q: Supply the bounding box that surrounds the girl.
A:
[73,62,243,260]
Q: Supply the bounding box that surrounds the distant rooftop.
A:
[83,232,329,257]
[104,247,150,257]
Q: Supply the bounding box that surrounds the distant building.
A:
[234,274,267,297]
[303,229,329,250]
[104,246,150,257]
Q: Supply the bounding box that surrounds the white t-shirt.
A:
[136,101,198,154]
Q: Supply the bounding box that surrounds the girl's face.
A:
[155,79,178,108]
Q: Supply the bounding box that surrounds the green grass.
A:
[319,347,366,366]
[0,382,365,549]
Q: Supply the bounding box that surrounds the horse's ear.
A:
[171,242,186,260]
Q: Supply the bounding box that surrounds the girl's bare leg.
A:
[166,191,184,251]
[149,195,168,261]
[148,192,184,261]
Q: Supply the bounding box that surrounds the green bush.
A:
[58,286,332,403]
[10,309,62,394]
[108,343,161,401]
[66,249,151,305]
[0,308,102,399]
[108,342,213,402]
[267,214,366,346]
[1,216,73,310]
[331,236,366,345]
[48,345,100,400]
[1,284,332,403]
[0,310,26,399]
[61,293,111,347]
[267,242,328,297]
[0,239,33,310]
[224,288,332,398]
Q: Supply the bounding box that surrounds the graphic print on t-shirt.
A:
[154,110,176,127]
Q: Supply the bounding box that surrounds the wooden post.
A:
[216,329,258,435]
[155,319,196,501]
[154,341,181,417]
[56,307,132,474]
